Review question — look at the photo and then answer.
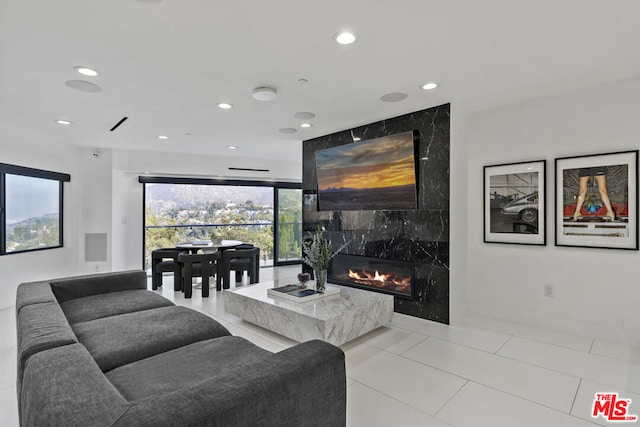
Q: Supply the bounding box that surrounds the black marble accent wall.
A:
[302,103,450,324]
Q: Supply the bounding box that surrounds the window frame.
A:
[0,163,70,255]
[139,176,301,267]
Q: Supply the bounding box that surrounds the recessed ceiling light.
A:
[227,146,237,150]
[55,119,72,126]
[300,123,313,128]
[74,66,98,77]
[421,82,438,90]
[157,135,168,140]
[335,31,357,45]
[218,103,233,109]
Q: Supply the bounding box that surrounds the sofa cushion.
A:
[60,289,174,324]
[109,340,346,427]
[15,281,58,314]
[16,302,78,393]
[50,270,147,303]
[21,343,128,427]
[72,306,231,371]
[106,336,270,401]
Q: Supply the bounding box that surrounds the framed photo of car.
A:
[483,160,546,245]
[555,150,638,250]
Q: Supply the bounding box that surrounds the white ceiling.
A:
[1,0,640,165]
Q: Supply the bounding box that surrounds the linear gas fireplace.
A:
[328,254,415,299]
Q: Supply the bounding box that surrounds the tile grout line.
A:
[569,378,582,416]
[348,379,453,422]
[463,380,602,425]
[432,379,469,420]
[494,334,514,354]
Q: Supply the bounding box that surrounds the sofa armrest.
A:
[20,344,129,427]
[50,270,147,303]
[114,340,346,427]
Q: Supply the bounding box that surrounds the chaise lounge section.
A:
[16,270,346,426]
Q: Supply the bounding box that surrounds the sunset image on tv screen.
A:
[315,131,418,211]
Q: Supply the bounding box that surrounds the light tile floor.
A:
[3,265,640,426]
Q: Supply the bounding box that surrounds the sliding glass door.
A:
[275,188,302,264]
[141,177,300,271]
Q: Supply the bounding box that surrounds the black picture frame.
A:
[555,150,638,250]
[483,160,546,245]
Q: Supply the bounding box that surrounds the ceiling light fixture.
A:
[421,82,438,90]
[279,128,297,134]
[55,119,72,126]
[252,87,277,101]
[227,146,237,150]
[218,103,233,109]
[157,135,168,140]
[65,80,102,93]
[335,31,357,45]
[380,92,408,102]
[300,123,313,128]
[293,112,316,119]
[74,66,99,77]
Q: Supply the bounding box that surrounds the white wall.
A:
[461,75,640,344]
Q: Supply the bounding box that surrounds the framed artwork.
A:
[483,160,546,245]
[555,150,638,250]
[303,191,318,211]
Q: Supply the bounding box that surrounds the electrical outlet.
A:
[544,284,554,298]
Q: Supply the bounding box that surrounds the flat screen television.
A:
[315,130,419,211]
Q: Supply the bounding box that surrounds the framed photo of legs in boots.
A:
[555,150,638,250]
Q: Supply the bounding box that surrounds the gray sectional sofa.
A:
[16,270,346,426]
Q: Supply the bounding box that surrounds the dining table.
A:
[175,239,243,253]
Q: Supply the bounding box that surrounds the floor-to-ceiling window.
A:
[275,188,302,264]
[140,177,301,271]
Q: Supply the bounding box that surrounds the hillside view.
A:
[6,213,60,252]
[144,184,302,269]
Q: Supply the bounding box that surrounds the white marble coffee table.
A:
[224,279,394,346]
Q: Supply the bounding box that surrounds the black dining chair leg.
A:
[151,259,161,290]
[183,263,193,298]
[173,260,182,291]
[216,261,223,291]
[222,263,232,290]
[202,263,210,298]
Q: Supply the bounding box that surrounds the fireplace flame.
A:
[348,268,411,291]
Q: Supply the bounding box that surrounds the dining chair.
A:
[178,251,221,298]
[151,248,184,291]
[221,247,260,290]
